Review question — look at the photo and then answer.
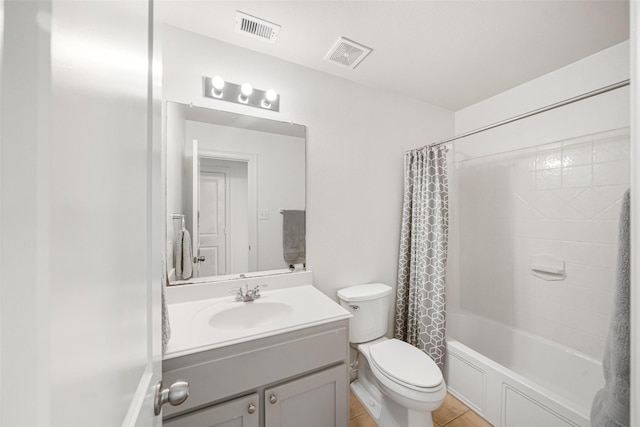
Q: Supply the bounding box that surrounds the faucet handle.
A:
[253,284,267,298]
[228,287,245,301]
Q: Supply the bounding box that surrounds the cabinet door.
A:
[164,393,259,427]
[264,364,348,427]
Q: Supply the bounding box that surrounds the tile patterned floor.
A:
[350,392,493,427]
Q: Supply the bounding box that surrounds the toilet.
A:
[337,283,446,427]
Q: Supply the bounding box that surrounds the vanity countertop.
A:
[164,285,352,359]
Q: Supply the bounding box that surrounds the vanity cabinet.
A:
[162,320,349,427]
[264,364,346,427]
[164,393,259,427]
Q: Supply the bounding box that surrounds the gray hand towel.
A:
[282,210,305,264]
[161,256,171,353]
[590,189,630,427]
[175,229,193,280]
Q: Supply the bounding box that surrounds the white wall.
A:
[448,41,630,358]
[456,41,630,135]
[162,25,454,313]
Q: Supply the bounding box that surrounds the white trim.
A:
[1,1,52,424]
[121,368,155,426]
[191,139,200,278]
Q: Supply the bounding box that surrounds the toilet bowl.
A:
[361,338,446,407]
[337,284,446,427]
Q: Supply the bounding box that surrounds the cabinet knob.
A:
[269,394,278,404]
[248,403,256,414]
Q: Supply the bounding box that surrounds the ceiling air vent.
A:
[235,11,281,43]
[324,37,372,69]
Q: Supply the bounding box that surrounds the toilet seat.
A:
[369,339,443,391]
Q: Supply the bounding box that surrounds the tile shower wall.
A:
[457,128,629,358]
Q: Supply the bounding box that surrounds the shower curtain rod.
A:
[425,79,630,149]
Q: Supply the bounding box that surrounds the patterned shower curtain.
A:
[395,144,449,371]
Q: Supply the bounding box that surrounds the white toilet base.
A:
[351,364,437,427]
[351,380,382,419]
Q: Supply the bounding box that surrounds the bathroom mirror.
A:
[165,102,306,285]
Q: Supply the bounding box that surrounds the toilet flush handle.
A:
[349,305,359,311]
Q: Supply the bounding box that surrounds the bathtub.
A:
[445,312,604,427]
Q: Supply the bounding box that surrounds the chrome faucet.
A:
[230,284,267,302]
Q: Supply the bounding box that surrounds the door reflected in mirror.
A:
[166,102,306,285]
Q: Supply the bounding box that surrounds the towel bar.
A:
[171,213,186,230]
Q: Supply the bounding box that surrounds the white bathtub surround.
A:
[454,128,629,358]
[447,312,603,427]
[396,145,450,370]
[445,41,631,427]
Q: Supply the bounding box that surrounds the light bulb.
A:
[240,83,253,96]
[265,89,277,102]
[238,82,253,103]
[212,75,225,90]
[261,89,278,108]
[211,75,225,98]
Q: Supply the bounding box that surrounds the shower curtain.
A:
[395,144,449,371]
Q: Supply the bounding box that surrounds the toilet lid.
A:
[369,339,442,389]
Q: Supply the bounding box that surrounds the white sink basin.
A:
[208,301,294,330]
[165,285,352,359]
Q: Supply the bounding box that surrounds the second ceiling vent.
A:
[235,11,281,43]
[324,37,372,69]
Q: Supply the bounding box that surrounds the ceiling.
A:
[156,1,629,111]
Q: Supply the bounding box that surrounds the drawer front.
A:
[163,326,347,417]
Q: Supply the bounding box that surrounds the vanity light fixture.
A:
[203,76,280,112]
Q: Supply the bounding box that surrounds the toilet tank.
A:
[337,283,393,343]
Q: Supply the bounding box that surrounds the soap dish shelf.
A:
[530,254,565,281]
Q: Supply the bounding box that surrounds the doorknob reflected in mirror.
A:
[195,255,205,262]
[154,380,190,415]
